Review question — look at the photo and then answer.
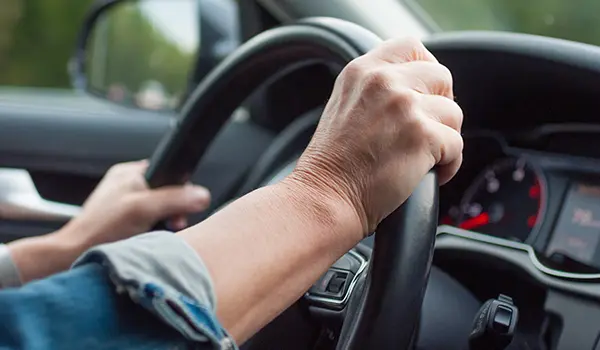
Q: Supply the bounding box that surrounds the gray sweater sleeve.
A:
[0,244,22,289]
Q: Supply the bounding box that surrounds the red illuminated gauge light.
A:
[457,158,546,242]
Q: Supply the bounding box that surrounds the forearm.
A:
[178,180,363,343]
[7,225,86,284]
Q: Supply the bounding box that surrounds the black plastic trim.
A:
[424,31,600,74]
[0,107,171,175]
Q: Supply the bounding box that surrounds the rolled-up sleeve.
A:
[0,232,236,350]
[74,231,237,350]
[0,264,195,349]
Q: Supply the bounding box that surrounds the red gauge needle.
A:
[459,212,490,230]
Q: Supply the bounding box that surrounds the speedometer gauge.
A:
[458,158,545,242]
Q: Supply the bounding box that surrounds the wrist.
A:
[8,230,84,283]
[278,174,365,243]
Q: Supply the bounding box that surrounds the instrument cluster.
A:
[440,132,600,274]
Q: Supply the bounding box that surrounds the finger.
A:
[438,152,463,187]
[134,159,150,171]
[106,160,149,177]
[372,37,437,64]
[123,160,150,174]
[422,119,464,185]
[394,61,454,99]
[418,94,463,132]
[168,215,189,231]
[134,185,211,220]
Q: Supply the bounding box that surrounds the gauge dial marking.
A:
[457,158,545,242]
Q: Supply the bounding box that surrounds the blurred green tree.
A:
[0,0,194,96]
[413,0,600,47]
[89,3,194,98]
[0,0,95,88]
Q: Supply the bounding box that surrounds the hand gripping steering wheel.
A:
[145,18,438,350]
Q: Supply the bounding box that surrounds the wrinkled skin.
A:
[291,38,463,235]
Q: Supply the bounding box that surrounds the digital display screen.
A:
[547,183,600,269]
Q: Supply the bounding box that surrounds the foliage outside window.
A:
[87,2,197,110]
[0,0,95,88]
[0,0,196,100]
[409,0,600,47]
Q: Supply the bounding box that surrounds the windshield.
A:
[408,0,600,46]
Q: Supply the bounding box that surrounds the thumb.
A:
[137,185,211,220]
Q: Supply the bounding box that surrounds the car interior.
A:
[2,0,600,349]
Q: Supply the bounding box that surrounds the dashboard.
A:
[440,131,600,275]
[256,123,600,350]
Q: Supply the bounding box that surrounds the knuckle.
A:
[107,162,133,176]
[419,122,442,164]
[342,57,370,81]
[107,163,124,175]
[436,97,463,130]
[389,36,427,59]
[439,63,453,84]
[409,117,437,149]
[362,68,391,92]
[400,36,425,51]
[418,119,438,145]
[436,63,454,93]
[452,129,465,151]
[450,101,464,128]
[388,87,417,113]
[376,37,435,64]
[129,173,148,190]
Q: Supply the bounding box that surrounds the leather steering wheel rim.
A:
[145,17,438,350]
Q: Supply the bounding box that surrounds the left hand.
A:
[9,160,211,284]
[59,160,211,247]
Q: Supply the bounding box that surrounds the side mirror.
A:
[71,0,233,112]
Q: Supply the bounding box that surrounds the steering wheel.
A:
[145,18,438,350]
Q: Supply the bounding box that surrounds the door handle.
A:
[0,168,81,222]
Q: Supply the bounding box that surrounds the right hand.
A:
[289,37,464,236]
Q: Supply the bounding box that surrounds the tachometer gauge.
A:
[458,158,545,242]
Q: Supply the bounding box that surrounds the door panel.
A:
[0,95,276,241]
[0,101,173,176]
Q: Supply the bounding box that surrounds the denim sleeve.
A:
[0,232,237,350]
[73,231,237,350]
[0,264,197,349]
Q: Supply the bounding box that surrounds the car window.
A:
[0,0,241,96]
[0,0,96,89]
[407,0,600,47]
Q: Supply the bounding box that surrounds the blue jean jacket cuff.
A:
[73,231,237,350]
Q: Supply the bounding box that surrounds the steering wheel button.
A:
[309,270,336,295]
[492,305,513,334]
[327,274,347,294]
[332,254,362,274]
